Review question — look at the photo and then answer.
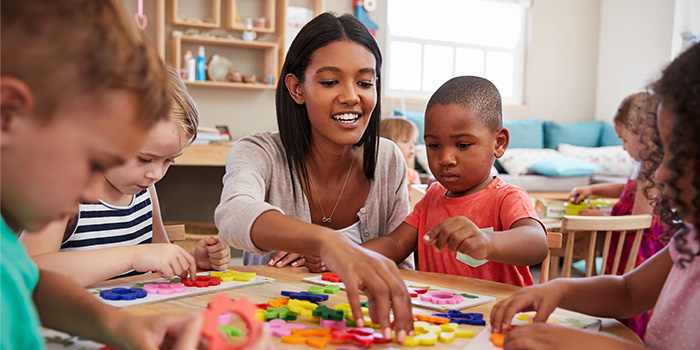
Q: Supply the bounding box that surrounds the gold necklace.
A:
[307,154,355,223]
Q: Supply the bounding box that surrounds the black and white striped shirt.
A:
[61,189,154,278]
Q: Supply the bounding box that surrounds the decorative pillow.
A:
[543,120,604,149]
[503,118,543,149]
[599,122,623,146]
[529,157,600,177]
[394,109,425,145]
[558,143,635,176]
[498,148,563,175]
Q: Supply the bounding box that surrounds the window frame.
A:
[384,0,529,106]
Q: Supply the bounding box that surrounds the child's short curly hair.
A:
[426,76,502,132]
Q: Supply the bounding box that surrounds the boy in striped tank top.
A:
[20,68,231,287]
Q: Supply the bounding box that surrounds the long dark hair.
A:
[275,12,382,197]
[651,42,700,267]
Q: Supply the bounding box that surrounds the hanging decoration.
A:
[134,0,148,30]
[353,0,378,36]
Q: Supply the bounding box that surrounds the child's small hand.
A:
[501,323,628,350]
[170,314,274,350]
[104,312,202,350]
[268,250,305,267]
[303,255,326,272]
[131,244,197,279]
[423,216,491,260]
[171,313,203,350]
[194,236,231,270]
[246,323,275,350]
[568,187,592,204]
[489,283,564,334]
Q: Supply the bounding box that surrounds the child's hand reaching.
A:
[98,311,203,350]
[106,311,277,350]
[194,236,231,271]
[499,323,634,350]
[131,243,198,279]
[568,186,592,204]
[423,216,491,260]
[489,282,565,334]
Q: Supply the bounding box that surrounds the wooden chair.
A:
[547,215,652,280]
[539,231,563,284]
[164,224,186,242]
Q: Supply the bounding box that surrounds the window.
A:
[386,0,530,105]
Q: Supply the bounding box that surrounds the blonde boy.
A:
[0,1,204,348]
[364,76,548,287]
[380,117,422,197]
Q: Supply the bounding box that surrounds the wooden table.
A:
[91,266,641,348]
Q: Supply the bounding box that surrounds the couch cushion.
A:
[498,174,591,192]
[529,157,600,177]
[557,143,634,176]
[543,120,604,149]
[599,122,623,146]
[503,118,544,149]
[499,148,562,175]
[393,109,425,144]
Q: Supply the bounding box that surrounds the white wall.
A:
[383,0,602,123]
[671,0,700,57]
[594,0,675,122]
[509,0,601,122]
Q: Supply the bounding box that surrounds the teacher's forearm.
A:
[250,210,336,257]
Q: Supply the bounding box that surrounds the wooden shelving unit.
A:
[171,35,278,90]
[276,0,325,74]
[227,0,276,34]
[171,0,222,29]
[166,0,323,90]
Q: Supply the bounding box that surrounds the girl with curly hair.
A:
[569,91,671,339]
[489,41,700,349]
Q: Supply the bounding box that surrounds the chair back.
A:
[539,232,563,284]
[548,214,652,281]
[164,224,187,242]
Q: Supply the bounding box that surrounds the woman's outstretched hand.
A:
[317,234,413,342]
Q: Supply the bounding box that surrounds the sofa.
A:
[395,110,632,192]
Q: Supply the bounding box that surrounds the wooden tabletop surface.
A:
[92,266,641,348]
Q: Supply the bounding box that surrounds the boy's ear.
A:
[285,73,305,105]
[1,77,35,140]
[493,126,509,158]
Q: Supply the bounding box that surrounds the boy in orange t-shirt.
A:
[363,76,548,287]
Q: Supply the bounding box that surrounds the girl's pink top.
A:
[646,227,700,349]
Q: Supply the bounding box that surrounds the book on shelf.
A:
[192,126,230,145]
